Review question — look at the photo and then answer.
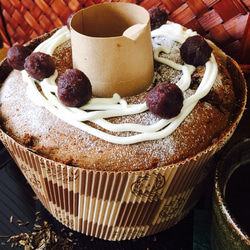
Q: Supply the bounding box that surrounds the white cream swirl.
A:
[23,22,218,144]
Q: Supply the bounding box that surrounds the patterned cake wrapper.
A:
[0,53,246,240]
[0,124,243,240]
[0,132,211,239]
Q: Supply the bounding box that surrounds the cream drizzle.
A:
[23,22,218,144]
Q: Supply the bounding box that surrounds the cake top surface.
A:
[21,22,219,145]
[0,20,238,171]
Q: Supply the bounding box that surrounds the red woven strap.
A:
[0,0,249,70]
[239,13,250,72]
[0,0,88,47]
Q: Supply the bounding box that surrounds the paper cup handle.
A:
[123,23,147,41]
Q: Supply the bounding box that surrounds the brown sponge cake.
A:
[0,29,235,171]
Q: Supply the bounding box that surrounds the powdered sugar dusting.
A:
[0,24,234,171]
[22,24,218,145]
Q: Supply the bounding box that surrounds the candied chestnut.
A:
[24,52,56,81]
[146,83,183,119]
[7,44,32,70]
[57,69,92,107]
[180,35,213,66]
[148,6,168,30]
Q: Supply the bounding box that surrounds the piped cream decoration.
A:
[23,21,218,144]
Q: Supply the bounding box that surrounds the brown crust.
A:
[0,28,246,172]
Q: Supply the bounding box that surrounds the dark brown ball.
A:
[7,44,32,70]
[146,83,183,119]
[24,52,56,81]
[180,35,213,66]
[58,69,92,107]
[148,6,168,30]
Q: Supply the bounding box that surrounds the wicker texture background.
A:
[0,0,250,71]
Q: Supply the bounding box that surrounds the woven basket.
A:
[0,0,250,72]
